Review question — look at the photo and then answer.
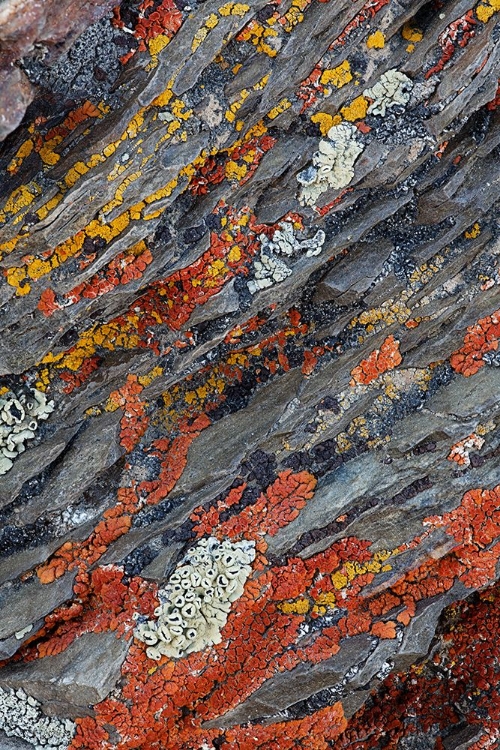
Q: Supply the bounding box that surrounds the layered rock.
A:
[0,0,499,747]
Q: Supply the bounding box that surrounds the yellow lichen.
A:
[267,98,291,120]
[7,139,34,173]
[278,598,311,615]
[225,161,247,181]
[340,95,369,121]
[0,237,20,261]
[335,432,352,453]
[310,112,341,135]
[282,0,310,31]
[402,22,423,42]
[148,34,170,56]
[475,1,495,21]
[225,88,250,122]
[320,60,352,88]
[314,592,336,609]
[5,267,30,296]
[331,572,349,590]
[1,183,40,220]
[366,30,385,49]
[219,2,250,15]
[465,222,481,239]
[228,245,242,262]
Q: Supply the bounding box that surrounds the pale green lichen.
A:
[135,537,256,659]
[0,687,75,749]
[297,122,364,207]
[363,68,413,116]
[0,386,54,474]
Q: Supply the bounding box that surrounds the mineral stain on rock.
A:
[0,0,499,747]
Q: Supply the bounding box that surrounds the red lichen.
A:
[425,10,477,79]
[113,0,183,56]
[109,375,149,453]
[448,431,485,467]
[350,334,402,385]
[38,241,153,317]
[188,134,276,196]
[337,575,500,747]
[297,0,390,110]
[222,703,347,749]
[450,309,500,376]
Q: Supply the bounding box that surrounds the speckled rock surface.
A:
[0,0,499,747]
[0,0,121,140]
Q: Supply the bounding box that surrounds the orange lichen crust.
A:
[38,241,153,317]
[113,0,183,61]
[297,0,390,111]
[350,334,402,385]
[450,309,500,376]
[336,575,500,747]
[34,203,302,393]
[6,101,104,175]
[30,476,494,748]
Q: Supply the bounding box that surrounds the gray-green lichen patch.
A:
[249,222,326,293]
[0,687,75,750]
[135,537,256,660]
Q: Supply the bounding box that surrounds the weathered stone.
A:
[0,631,130,717]
[0,0,499,745]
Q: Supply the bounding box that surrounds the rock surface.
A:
[0,0,120,140]
[0,0,499,747]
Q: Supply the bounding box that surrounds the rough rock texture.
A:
[0,0,121,140]
[0,0,499,747]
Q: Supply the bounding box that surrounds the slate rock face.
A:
[0,0,499,747]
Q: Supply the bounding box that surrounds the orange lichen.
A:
[107,375,149,453]
[350,334,402,385]
[450,309,500,376]
[425,11,477,79]
[222,703,347,749]
[38,241,153,317]
[371,620,397,639]
[448,431,485,467]
[114,0,183,57]
[6,101,103,175]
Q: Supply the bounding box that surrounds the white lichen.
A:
[363,68,413,116]
[135,537,256,660]
[248,222,326,294]
[0,386,54,475]
[248,247,293,294]
[259,221,326,258]
[297,122,365,207]
[0,687,75,750]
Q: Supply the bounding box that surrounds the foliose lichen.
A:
[248,221,326,294]
[0,386,54,474]
[0,686,75,749]
[363,68,413,116]
[248,247,293,294]
[135,537,256,660]
[259,221,326,258]
[297,122,365,207]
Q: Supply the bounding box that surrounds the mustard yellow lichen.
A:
[320,60,352,88]
[465,222,481,238]
[310,112,341,135]
[402,22,423,42]
[267,98,291,120]
[366,31,385,49]
[279,598,311,615]
[340,95,369,121]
